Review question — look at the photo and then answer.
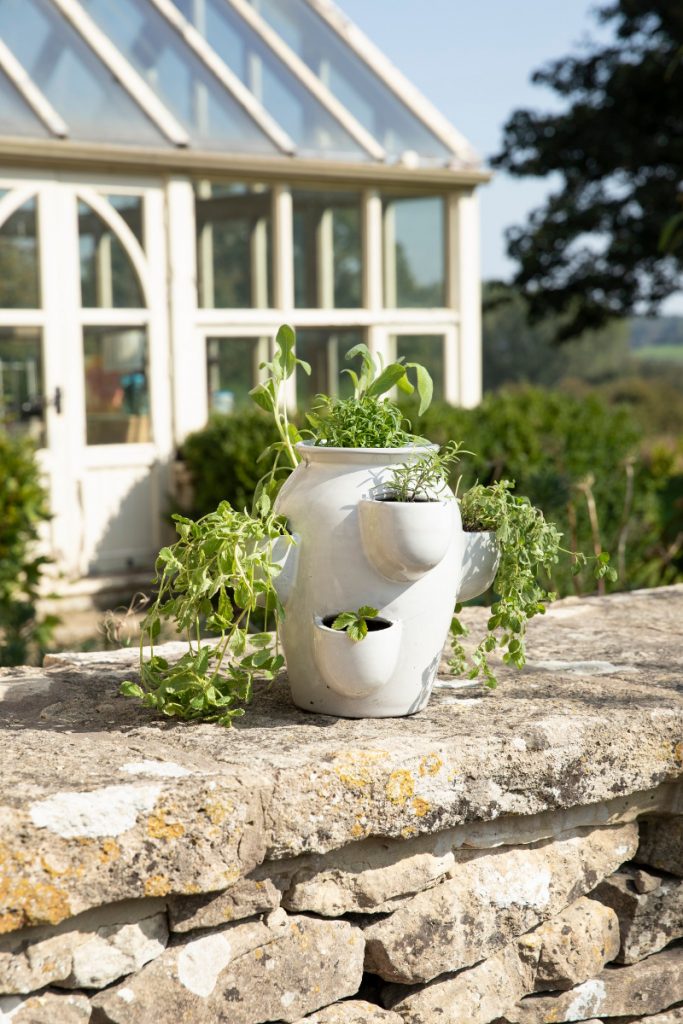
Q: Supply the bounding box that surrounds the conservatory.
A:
[0,0,488,584]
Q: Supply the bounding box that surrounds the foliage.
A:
[413,386,681,593]
[179,410,281,519]
[121,497,289,726]
[330,606,380,642]
[249,324,311,481]
[384,441,467,502]
[482,283,633,393]
[307,342,433,448]
[0,432,58,666]
[450,481,616,687]
[309,395,416,450]
[492,0,683,339]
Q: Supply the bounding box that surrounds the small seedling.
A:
[330,606,381,642]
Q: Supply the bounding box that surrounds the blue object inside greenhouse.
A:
[0,0,461,164]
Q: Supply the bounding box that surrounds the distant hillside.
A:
[630,316,683,349]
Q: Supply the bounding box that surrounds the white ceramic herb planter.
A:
[274,442,463,718]
[313,615,401,699]
[458,530,501,603]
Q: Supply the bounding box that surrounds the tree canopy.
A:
[493,1,683,340]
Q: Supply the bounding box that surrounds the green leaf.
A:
[331,612,356,631]
[249,384,273,412]
[407,363,434,415]
[120,681,144,698]
[275,323,297,376]
[357,605,379,618]
[366,363,407,399]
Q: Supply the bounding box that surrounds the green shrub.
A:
[0,433,57,665]
[412,386,682,595]
[178,410,281,518]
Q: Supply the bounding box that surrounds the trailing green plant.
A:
[120,494,291,726]
[449,480,617,687]
[330,606,380,642]
[384,441,467,502]
[0,432,58,666]
[307,343,432,448]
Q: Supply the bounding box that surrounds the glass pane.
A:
[383,195,445,308]
[245,0,452,163]
[80,0,279,153]
[0,327,45,445]
[293,190,362,308]
[195,182,272,309]
[207,336,268,413]
[171,0,366,159]
[392,334,445,402]
[83,327,150,444]
[0,0,168,146]
[107,195,144,249]
[0,198,40,309]
[0,67,49,138]
[295,328,362,407]
[79,201,144,309]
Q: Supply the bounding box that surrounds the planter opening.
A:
[322,614,392,633]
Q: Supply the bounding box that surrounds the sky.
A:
[337,0,611,283]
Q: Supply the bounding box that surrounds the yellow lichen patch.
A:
[411,797,431,818]
[99,839,120,864]
[401,826,417,838]
[204,799,234,826]
[674,741,683,765]
[253,947,264,959]
[144,875,171,897]
[351,821,365,839]
[0,878,72,934]
[147,811,185,841]
[333,750,386,791]
[385,769,414,806]
[418,753,443,778]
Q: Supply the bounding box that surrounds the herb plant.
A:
[384,441,467,502]
[121,496,290,726]
[330,606,381,642]
[449,480,617,687]
[307,343,433,448]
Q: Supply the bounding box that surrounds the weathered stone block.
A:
[590,865,683,963]
[0,991,91,1022]
[295,1000,402,1022]
[257,831,456,917]
[520,896,620,992]
[638,817,683,877]
[0,899,168,994]
[91,912,364,1024]
[503,944,683,1023]
[364,823,637,983]
[387,942,537,1024]
[168,877,280,932]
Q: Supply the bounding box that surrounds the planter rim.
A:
[296,440,437,463]
[360,495,453,508]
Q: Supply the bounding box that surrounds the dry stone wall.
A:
[0,587,682,1023]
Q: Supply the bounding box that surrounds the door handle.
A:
[19,387,62,420]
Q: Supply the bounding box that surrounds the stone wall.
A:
[1,587,682,1023]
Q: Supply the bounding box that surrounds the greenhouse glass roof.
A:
[0,0,480,170]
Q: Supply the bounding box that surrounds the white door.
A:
[0,172,173,579]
